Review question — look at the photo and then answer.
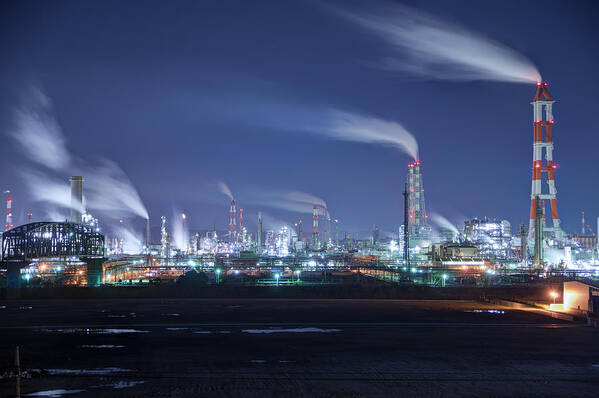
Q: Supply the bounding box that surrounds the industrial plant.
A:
[0,83,596,302]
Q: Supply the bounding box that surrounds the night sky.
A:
[0,0,598,239]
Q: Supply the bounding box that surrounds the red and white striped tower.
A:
[312,204,319,247]
[5,190,13,231]
[528,82,561,238]
[229,199,237,242]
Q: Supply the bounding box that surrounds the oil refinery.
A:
[1,83,597,292]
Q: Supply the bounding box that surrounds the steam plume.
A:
[327,110,418,160]
[333,3,541,83]
[248,189,327,215]
[430,212,459,234]
[217,181,234,200]
[10,87,71,170]
[111,225,144,254]
[8,86,149,221]
[172,210,189,252]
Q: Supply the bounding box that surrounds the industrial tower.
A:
[528,82,561,239]
[312,204,319,247]
[70,176,84,224]
[5,190,13,231]
[229,199,237,243]
[257,212,263,249]
[407,161,430,239]
[238,208,244,242]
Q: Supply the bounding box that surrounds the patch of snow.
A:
[107,381,145,389]
[44,368,132,375]
[41,328,149,335]
[25,389,85,397]
[465,310,506,314]
[242,327,341,334]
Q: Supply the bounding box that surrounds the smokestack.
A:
[519,223,527,264]
[5,191,13,231]
[229,199,237,243]
[403,183,409,267]
[27,212,33,224]
[529,83,560,238]
[160,216,168,258]
[312,204,319,247]
[146,218,151,249]
[581,211,585,234]
[239,208,244,242]
[257,211,263,249]
[70,176,83,223]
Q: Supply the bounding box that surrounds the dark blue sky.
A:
[1,0,598,238]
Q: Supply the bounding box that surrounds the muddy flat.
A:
[1,299,597,397]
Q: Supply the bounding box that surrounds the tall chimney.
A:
[257,211,263,249]
[70,176,83,223]
[146,218,151,250]
[403,183,409,267]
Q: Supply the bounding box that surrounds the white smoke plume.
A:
[111,224,144,254]
[171,211,189,252]
[83,160,149,220]
[8,86,149,222]
[9,87,71,170]
[19,169,73,210]
[333,3,541,84]
[430,212,459,234]
[261,212,296,236]
[200,96,420,160]
[327,110,418,160]
[217,181,234,201]
[249,189,328,216]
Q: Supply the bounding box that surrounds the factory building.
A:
[567,233,597,250]
[463,218,512,261]
[430,242,481,266]
[562,281,599,316]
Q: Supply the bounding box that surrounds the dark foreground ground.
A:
[1,298,598,397]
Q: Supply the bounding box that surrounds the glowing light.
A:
[563,291,577,310]
[550,291,558,299]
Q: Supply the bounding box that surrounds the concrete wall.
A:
[563,281,591,311]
